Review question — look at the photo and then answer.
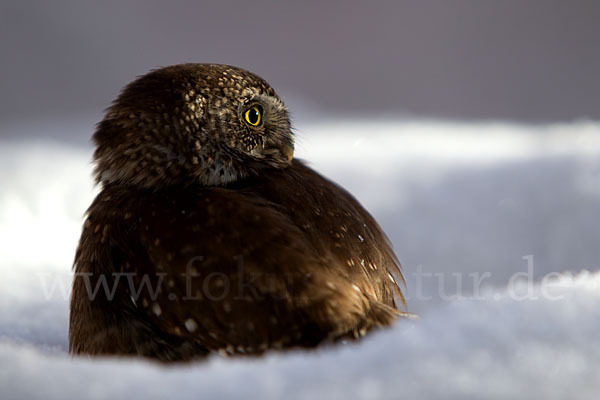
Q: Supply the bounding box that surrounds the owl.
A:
[69,64,407,362]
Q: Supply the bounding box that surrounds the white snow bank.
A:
[1,271,599,400]
[0,119,599,399]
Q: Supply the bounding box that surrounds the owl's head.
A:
[93,64,293,188]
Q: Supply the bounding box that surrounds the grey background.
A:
[1,0,599,129]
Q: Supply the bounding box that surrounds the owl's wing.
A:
[104,183,398,356]
[245,160,406,311]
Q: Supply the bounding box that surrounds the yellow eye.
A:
[244,105,262,126]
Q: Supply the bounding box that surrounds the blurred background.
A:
[0,0,599,319]
[2,0,600,138]
[1,2,600,397]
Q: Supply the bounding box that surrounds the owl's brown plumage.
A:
[69,64,407,362]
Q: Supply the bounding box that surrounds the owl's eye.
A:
[244,105,263,127]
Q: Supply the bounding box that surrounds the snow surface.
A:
[1,119,599,399]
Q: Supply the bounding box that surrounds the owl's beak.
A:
[282,142,294,162]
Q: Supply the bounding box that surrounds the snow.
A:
[1,119,599,399]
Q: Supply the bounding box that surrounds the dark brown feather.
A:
[70,160,404,361]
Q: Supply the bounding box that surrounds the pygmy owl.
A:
[69,64,407,361]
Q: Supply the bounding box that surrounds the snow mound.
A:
[1,271,600,400]
[1,119,599,399]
